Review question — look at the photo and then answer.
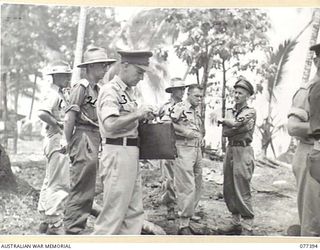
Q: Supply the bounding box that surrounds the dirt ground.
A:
[0,138,299,236]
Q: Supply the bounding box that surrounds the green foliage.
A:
[170,9,270,77]
[1,4,121,114]
[257,39,298,156]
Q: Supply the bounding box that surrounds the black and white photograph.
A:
[1,2,320,240]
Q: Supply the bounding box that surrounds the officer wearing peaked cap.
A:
[93,50,156,235]
[287,43,320,236]
[217,78,256,236]
[37,60,72,235]
[158,77,188,221]
[63,46,116,235]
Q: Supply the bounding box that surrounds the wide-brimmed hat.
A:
[165,78,188,93]
[47,61,72,75]
[77,47,116,68]
[117,50,153,72]
[233,79,254,96]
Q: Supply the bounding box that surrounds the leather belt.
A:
[104,138,139,147]
[75,125,99,133]
[228,140,251,147]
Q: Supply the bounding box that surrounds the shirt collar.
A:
[232,103,248,114]
[184,99,193,110]
[50,84,61,92]
[169,97,181,105]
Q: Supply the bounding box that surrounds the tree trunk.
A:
[0,144,17,192]
[71,7,87,85]
[1,72,9,148]
[29,74,37,120]
[221,59,227,152]
[302,9,320,83]
[13,76,19,154]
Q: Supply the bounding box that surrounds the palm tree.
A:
[302,9,320,83]
[258,15,314,157]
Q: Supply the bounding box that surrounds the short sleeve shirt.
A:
[97,75,138,138]
[66,79,99,128]
[39,84,67,137]
[288,76,320,144]
[308,76,320,137]
[170,99,204,138]
[223,105,256,142]
[159,98,178,121]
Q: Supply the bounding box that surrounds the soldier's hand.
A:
[188,130,202,139]
[217,119,224,126]
[137,105,156,120]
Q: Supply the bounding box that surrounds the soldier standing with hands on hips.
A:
[93,50,155,235]
[63,47,116,235]
[217,78,256,236]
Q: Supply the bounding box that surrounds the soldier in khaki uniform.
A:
[217,79,256,236]
[37,61,72,235]
[159,77,188,220]
[287,43,320,236]
[93,50,155,235]
[169,84,204,235]
[63,47,116,234]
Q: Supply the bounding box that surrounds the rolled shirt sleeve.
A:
[309,82,320,137]
[39,91,58,115]
[288,88,310,122]
[97,84,121,124]
[65,83,86,113]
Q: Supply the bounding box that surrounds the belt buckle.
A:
[123,137,127,146]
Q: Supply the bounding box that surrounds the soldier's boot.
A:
[191,215,201,222]
[241,217,254,236]
[177,227,194,235]
[167,206,175,220]
[39,222,48,234]
[218,214,242,235]
[46,221,65,235]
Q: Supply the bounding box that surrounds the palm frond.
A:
[268,39,298,99]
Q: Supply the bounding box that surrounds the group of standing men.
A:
[36,42,261,236]
[159,77,256,235]
[37,47,157,235]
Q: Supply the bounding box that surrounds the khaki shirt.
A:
[39,84,67,137]
[66,79,99,128]
[97,75,138,139]
[170,99,204,139]
[159,98,179,121]
[288,76,320,144]
[222,105,256,142]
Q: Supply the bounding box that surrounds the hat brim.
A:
[77,59,117,68]
[47,70,72,75]
[165,85,187,93]
[134,64,153,73]
[233,85,254,96]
